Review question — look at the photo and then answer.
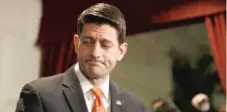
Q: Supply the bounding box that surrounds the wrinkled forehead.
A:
[81,23,118,41]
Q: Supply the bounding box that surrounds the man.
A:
[170,51,218,112]
[15,3,148,112]
[191,93,216,112]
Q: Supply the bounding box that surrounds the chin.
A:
[91,71,104,76]
[89,71,106,78]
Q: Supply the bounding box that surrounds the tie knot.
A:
[91,88,103,97]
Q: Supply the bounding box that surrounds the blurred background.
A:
[0,0,225,112]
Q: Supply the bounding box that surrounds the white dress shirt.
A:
[74,63,111,112]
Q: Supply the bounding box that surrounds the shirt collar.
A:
[74,63,109,99]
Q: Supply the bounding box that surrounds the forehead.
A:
[81,23,118,41]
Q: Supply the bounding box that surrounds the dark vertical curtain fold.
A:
[39,41,77,77]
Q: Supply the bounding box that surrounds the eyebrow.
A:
[81,35,94,39]
[102,39,113,44]
[82,35,113,43]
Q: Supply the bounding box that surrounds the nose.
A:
[90,42,101,59]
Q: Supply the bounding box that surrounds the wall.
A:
[0,0,42,111]
[111,23,225,108]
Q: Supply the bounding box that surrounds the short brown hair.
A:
[77,3,126,44]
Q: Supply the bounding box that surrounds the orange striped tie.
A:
[91,88,105,112]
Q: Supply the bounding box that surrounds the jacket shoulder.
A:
[120,90,149,112]
[28,73,64,94]
[121,90,144,104]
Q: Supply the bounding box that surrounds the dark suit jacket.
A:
[15,65,148,112]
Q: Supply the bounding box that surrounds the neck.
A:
[89,75,108,87]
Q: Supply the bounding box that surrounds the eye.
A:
[82,39,92,44]
[102,44,110,48]
[102,41,112,48]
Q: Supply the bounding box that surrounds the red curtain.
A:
[39,41,77,77]
[205,12,226,93]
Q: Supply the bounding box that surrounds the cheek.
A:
[105,52,118,66]
[78,47,89,56]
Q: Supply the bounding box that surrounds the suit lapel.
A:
[61,66,88,112]
[110,80,123,112]
[61,65,124,112]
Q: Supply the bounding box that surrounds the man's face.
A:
[74,23,127,79]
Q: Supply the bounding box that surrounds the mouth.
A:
[86,61,103,65]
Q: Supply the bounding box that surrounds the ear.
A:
[117,42,128,61]
[73,34,80,54]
